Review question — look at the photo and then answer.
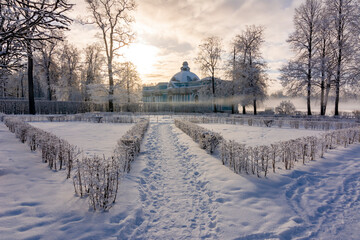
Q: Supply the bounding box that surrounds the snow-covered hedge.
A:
[4,116,149,211]
[221,127,360,177]
[3,117,79,178]
[174,119,223,154]
[183,115,359,130]
[175,117,360,178]
[15,113,136,123]
[73,118,149,210]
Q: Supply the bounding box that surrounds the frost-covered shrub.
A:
[275,100,296,115]
[175,119,223,154]
[3,117,80,176]
[4,115,149,212]
[182,115,359,131]
[72,118,149,211]
[218,124,360,178]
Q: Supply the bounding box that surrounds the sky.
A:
[67,0,305,93]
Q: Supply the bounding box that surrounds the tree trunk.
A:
[46,69,52,101]
[211,72,217,113]
[323,81,331,115]
[108,60,114,112]
[307,80,312,116]
[253,99,257,115]
[242,105,246,114]
[27,42,36,115]
[334,0,343,116]
[320,77,325,115]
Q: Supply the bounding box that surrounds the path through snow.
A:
[1,117,360,239]
[117,117,221,239]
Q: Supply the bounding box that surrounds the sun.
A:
[121,43,159,80]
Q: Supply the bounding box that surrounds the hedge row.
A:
[72,118,149,210]
[3,115,149,211]
[183,115,359,130]
[174,119,223,154]
[175,117,360,178]
[221,127,360,177]
[4,117,78,178]
[13,113,137,124]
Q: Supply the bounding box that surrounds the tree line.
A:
[196,25,268,115]
[0,0,139,114]
[280,0,360,116]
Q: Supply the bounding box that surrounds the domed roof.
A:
[168,62,200,88]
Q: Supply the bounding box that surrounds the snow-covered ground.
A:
[1,117,360,239]
[198,124,323,146]
[29,122,134,157]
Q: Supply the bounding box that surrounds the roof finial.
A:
[181,61,190,71]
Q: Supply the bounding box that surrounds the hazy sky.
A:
[67,0,304,92]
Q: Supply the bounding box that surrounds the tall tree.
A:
[85,0,136,112]
[314,11,335,115]
[234,25,267,115]
[2,0,72,114]
[325,0,360,116]
[281,0,322,116]
[195,36,223,112]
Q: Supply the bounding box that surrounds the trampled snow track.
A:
[131,119,220,239]
[284,146,360,240]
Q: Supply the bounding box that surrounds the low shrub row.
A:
[3,115,149,211]
[221,127,360,177]
[175,117,360,178]
[4,117,78,178]
[14,113,137,123]
[183,115,359,130]
[174,119,223,154]
[72,118,149,210]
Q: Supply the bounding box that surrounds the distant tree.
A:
[36,38,62,101]
[56,42,81,101]
[325,0,360,116]
[85,0,136,112]
[114,61,142,110]
[234,25,268,115]
[280,0,322,116]
[81,43,105,101]
[195,36,223,112]
[1,0,73,114]
[275,100,296,115]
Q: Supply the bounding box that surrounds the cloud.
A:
[68,0,303,86]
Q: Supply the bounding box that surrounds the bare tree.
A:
[234,25,267,115]
[281,0,322,116]
[81,43,105,101]
[57,42,81,101]
[114,61,141,110]
[314,11,336,115]
[195,36,223,112]
[325,0,360,116]
[36,39,61,101]
[85,0,136,112]
[1,0,73,114]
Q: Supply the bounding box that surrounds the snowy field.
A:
[29,122,134,157]
[1,116,360,239]
[198,124,323,146]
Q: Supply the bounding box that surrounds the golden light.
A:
[122,43,159,81]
